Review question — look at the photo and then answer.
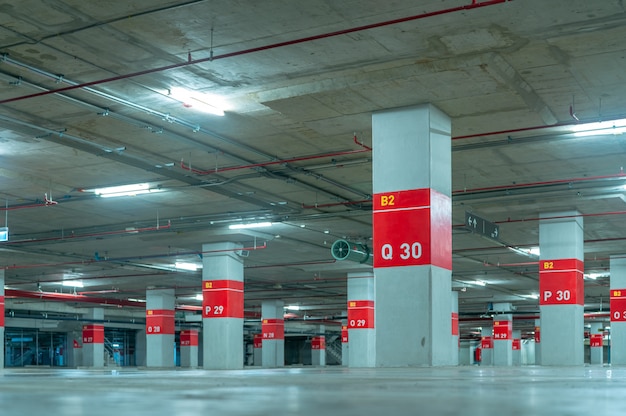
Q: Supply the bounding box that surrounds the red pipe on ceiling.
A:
[181,134,371,175]
[452,172,626,196]
[0,0,511,106]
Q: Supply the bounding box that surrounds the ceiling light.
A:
[572,118,626,137]
[195,294,203,301]
[285,305,301,311]
[62,281,83,288]
[472,280,487,286]
[169,87,225,116]
[228,222,272,230]
[94,183,162,198]
[584,272,609,280]
[175,262,200,271]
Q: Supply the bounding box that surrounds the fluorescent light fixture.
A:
[285,305,301,311]
[195,294,203,301]
[521,293,539,300]
[62,280,84,288]
[471,280,487,287]
[127,298,146,303]
[584,272,609,280]
[228,222,272,230]
[510,246,540,258]
[175,262,200,271]
[572,119,626,137]
[169,87,226,116]
[95,183,162,198]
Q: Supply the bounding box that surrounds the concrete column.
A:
[311,326,326,366]
[459,340,471,365]
[539,211,584,365]
[493,314,513,366]
[451,291,459,365]
[480,326,493,366]
[261,300,284,368]
[341,321,349,366]
[610,256,626,365]
[372,104,453,367]
[347,271,375,367]
[588,322,604,365]
[0,270,4,370]
[253,333,262,366]
[534,319,541,365]
[180,329,199,368]
[202,242,244,370]
[82,308,104,367]
[512,330,521,366]
[146,288,175,368]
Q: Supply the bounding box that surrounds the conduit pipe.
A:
[452,172,626,196]
[3,242,267,270]
[0,0,511,105]
[180,134,371,175]
[459,312,611,322]
[6,222,171,245]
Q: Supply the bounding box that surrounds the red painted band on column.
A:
[202,280,244,318]
[347,300,375,329]
[539,258,584,305]
[262,318,285,340]
[146,309,175,335]
[493,320,512,340]
[534,326,541,343]
[180,330,199,347]
[610,289,626,322]
[373,188,451,270]
[481,336,493,349]
[254,333,263,349]
[0,295,4,327]
[82,324,104,344]
[311,336,326,350]
[590,333,603,348]
[451,312,459,336]
[512,339,521,351]
[341,325,348,343]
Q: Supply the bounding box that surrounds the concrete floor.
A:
[0,366,623,415]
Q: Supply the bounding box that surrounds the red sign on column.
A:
[539,259,584,305]
[590,333,603,348]
[341,325,348,343]
[311,336,326,350]
[534,326,541,343]
[262,318,285,340]
[451,312,459,336]
[202,280,244,318]
[481,336,493,349]
[0,295,4,327]
[82,324,104,344]
[610,289,626,322]
[512,339,521,351]
[373,189,451,270]
[254,333,263,349]
[347,300,374,329]
[493,320,512,340]
[146,309,175,335]
[73,339,82,349]
[180,330,199,347]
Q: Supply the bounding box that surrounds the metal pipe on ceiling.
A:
[0,0,512,106]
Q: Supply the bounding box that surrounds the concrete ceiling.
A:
[1,0,626,337]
